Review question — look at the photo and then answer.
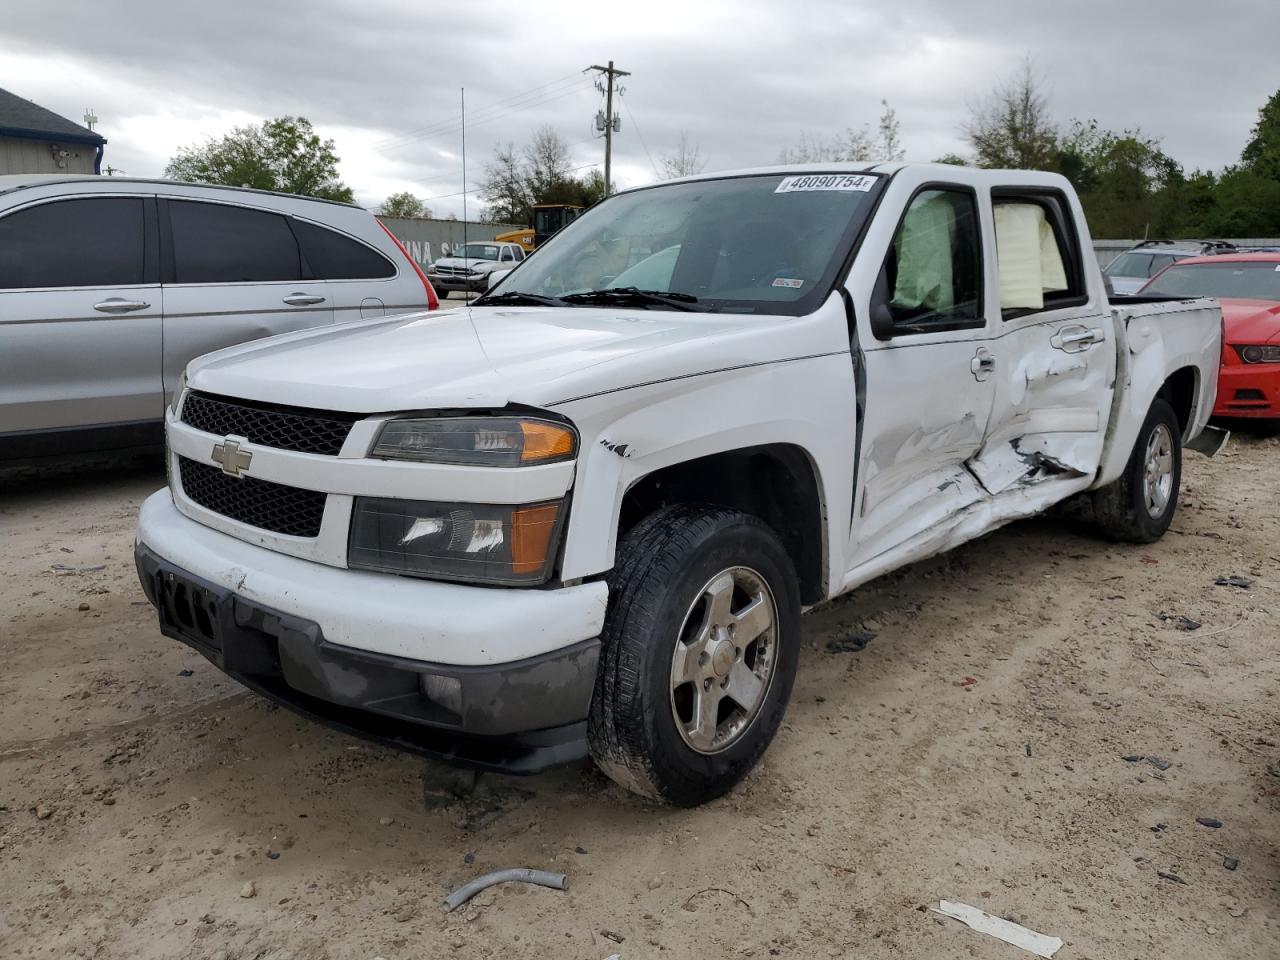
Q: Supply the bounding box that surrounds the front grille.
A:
[181,391,357,456]
[178,457,325,537]
[432,265,473,277]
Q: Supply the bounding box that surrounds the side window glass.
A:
[500,247,514,262]
[994,194,1084,315]
[291,219,395,280]
[512,247,524,261]
[0,197,145,289]
[169,200,301,283]
[876,188,982,332]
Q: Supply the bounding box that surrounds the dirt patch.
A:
[2,437,1278,959]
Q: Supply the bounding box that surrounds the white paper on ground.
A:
[932,900,1064,958]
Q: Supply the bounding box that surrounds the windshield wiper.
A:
[473,290,565,307]
[560,287,699,312]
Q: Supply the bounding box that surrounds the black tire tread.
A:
[1092,397,1181,544]
[589,503,795,804]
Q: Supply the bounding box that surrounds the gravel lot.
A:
[2,433,1278,959]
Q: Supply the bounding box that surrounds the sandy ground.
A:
[1,434,1278,960]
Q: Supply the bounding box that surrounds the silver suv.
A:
[1105,239,1237,295]
[0,175,438,462]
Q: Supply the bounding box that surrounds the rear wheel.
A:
[588,504,801,806]
[1092,397,1181,543]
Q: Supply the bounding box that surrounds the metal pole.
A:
[589,62,630,196]
[604,61,614,196]
[461,87,468,280]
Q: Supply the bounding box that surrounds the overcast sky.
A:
[3,0,1276,218]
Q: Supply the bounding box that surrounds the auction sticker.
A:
[775,174,876,194]
[772,277,804,288]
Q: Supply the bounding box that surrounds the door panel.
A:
[160,199,333,400]
[851,339,995,564]
[972,194,1115,495]
[0,196,161,434]
[847,184,996,568]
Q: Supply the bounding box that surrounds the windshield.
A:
[1143,261,1280,301]
[454,243,501,261]
[1106,252,1155,278]
[484,172,884,314]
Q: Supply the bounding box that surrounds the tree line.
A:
[161,71,1280,238]
[950,62,1280,238]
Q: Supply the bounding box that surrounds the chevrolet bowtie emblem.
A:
[211,438,252,477]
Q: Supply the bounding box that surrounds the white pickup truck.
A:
[135,163,1226,806]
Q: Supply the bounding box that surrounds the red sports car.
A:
[1140,252,1280,420]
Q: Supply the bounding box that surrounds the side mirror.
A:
[868,266,897,340]
[869,303,896,341]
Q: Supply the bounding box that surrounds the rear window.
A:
[1142,261,1280,302]
[169,200,301,283]
[0,197,145,289]
[292,219,395,280]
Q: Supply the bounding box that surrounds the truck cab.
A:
[135,163,1224,806]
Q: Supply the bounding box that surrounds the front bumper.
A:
[1214,360,1280,419]
[428,273,487,293]
[134,491,607,773]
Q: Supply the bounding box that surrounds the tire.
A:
[1092,397,1182,543]
[588,504,801,806]
[437,289,449,300]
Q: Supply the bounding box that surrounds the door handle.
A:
[93,298,150,314]
[283,293,326,306]
[971,347,996,381]
[1052,325,1104,352]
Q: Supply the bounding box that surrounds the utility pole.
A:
[588,61,629,195]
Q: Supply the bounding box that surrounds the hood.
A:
[432,256,497,271]
[1220,299,1280,344]
[185,300,846,413]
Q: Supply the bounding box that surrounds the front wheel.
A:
[588,504,801,806]
[1092,397,1182,543]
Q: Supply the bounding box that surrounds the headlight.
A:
[170,371,188,416]
[371,417,576,467]
[1237,344,1280,364]
[348,497,565,585]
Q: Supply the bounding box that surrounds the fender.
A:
[551,351,857,593]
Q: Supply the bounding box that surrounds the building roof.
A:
[0,88,106,145]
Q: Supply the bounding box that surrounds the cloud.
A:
[2,0,1274,216]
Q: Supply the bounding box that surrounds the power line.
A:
[620,97,660,179]
[375,76,593,153]
[371,70,585,149]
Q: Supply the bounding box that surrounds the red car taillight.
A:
[377,219,439,311]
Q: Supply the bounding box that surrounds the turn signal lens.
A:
[511,502,562,574]
[371,417,577,467]
[519,421,575,463]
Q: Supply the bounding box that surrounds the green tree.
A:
[1058,120,1185,237]
[378,192,430,219]
[165,117,354,202]
[965,60,1059,170]
[1241,90,1280,183]
[479,128,604,223]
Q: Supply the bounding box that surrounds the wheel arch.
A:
[617,443,829,604]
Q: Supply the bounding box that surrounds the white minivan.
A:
[0,175,438,462]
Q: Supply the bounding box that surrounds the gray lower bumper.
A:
[135,541,599,774]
